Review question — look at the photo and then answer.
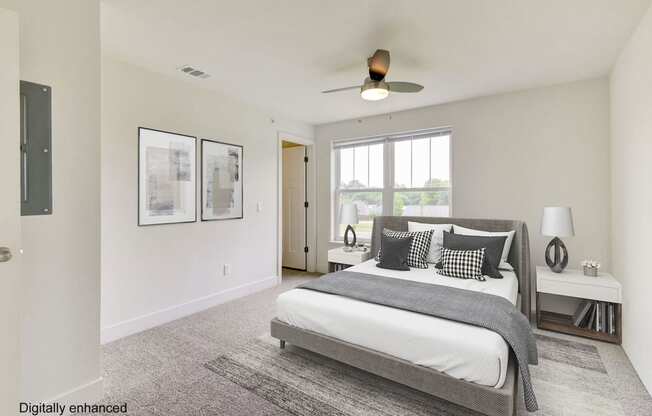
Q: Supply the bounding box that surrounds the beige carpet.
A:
[98,269,652,415]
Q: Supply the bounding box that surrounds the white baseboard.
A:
[101,276,279,344]
[46,377,104,413]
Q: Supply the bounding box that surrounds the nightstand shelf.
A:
[328,247,371,272]
[537,308,622,344]
[536,266,622,344]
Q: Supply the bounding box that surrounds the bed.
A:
[271,216,535,416]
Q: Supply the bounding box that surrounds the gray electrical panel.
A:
[20,80,52,216]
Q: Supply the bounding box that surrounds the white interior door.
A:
[0,8,21,415]
[282,146,306,270]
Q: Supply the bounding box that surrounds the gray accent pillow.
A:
[437,231,507,278]
[376,234,413,271]
[375,228,433,269]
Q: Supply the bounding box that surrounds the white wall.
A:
[315,78,611,275]
[101,56,313,342]
[0,0,102,403]
[610,3,652,392]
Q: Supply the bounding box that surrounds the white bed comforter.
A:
[276,260,519,388]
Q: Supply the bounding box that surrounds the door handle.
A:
[0,247,12,263]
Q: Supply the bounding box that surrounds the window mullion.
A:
[338,188,384,193]
[409,138,413,188]
[428,138,432,185]
[399,186,450,191]
[351,147,355,186]
[384,140,394,216]
[335,148,341,190]
[333,149,341,240]
[367,146,370,188]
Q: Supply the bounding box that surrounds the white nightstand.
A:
[328,247,371,272]
[536,266,622,344]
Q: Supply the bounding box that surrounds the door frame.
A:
[277,131,316,279]
[0,8,21,414]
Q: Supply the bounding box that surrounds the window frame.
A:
[332,128,453,242]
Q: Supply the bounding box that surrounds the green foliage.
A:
[341,191,381,206]
[393,196,405,215]
[340,177,450,218]
[393,188,450,214]
[426,178,450,187]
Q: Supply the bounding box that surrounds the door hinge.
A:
[304,156,308,163]
[304,201,309,208]
[304,246,309,253]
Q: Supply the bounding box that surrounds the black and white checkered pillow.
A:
[375,228,433,269]
[437,247,486,281]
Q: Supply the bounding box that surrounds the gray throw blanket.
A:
[298,271,539,412]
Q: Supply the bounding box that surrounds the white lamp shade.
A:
[339,203,359,225]
[541,206,575,237]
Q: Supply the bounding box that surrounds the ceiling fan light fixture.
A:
[322,50,423,99]
[360,81,389,101]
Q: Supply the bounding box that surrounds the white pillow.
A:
[408,222,452,263]
[452,225,515,269]
[498,261,514,271]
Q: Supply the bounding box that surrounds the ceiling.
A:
[101,0,651,125]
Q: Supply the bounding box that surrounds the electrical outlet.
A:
[223,263,231,276]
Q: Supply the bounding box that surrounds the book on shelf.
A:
[571,300,617,334]
[602,302,608,333]
[595,302,604,332]
[578,302,594,328]
[601,302,609,334]
[571,299,619,334]
[587,302,596,330]
[608,303,616,335]
[572,300,592,327]
[592,301,609,333]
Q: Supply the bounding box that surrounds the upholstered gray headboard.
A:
[370,216,533,320]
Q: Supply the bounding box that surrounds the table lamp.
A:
[340,203,359,250]
[541,206,575,273]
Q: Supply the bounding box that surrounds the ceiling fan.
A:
[322,49,424,101]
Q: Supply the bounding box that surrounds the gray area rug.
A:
[204,334,624,416]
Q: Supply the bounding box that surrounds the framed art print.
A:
[201,139,243,221]
[138,127,197,226]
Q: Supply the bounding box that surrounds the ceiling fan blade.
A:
[321,85,361,93]
[368,49,390,81]
[387,81,424,93]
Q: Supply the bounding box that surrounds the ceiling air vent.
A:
[178,65,211,79]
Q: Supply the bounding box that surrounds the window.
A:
[333,129,451,241]
[334,143,384,241]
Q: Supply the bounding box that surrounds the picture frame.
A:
[201,139,244,221]
[138,127,197,226]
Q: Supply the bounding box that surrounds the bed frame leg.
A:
[280,340,286,349]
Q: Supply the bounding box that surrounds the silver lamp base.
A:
[343,224,357,249]
[545,237,568,273]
